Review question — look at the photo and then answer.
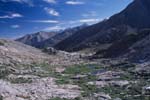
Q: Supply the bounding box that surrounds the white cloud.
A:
[44,26,64,31]
[31,20,59,23]
[66,1,85,5]
[0,13,23,19]
[11,13,23,17]
[43,0,56,4]
[44,7,59,16]
[79,19,101,23]
[2,0,34,6]
[11,25,20,28]
[67,18,101,25]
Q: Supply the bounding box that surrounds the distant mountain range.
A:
[16,24,88,48]
[16,31,58,48]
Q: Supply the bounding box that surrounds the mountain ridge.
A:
[16,31,58,48]
[16,24,88,49]
[55,0,150,52]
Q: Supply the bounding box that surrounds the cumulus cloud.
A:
[0,13,23,19]
[66,1,85,5]
[44,26,64,31]
[31,20,59,23]
[44,7,59,16]
[11,25,20,28]
[43,0,56,4]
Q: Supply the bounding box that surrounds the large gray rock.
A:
[94,93,111,100]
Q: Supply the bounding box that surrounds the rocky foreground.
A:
[0,39,150,100]
[0,77,80,100]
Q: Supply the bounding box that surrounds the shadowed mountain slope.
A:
[55,0,150,52]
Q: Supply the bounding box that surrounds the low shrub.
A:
[0,41,4,46]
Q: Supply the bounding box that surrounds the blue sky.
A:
[0,0,133,38]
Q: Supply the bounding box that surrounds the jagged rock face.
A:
[55,0,150,52]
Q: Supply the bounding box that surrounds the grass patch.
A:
[55,78,70,84]
[98,79,149,100]
[54,73,73,85]
[81,84,98,97]
[49,98,69,100]
[0,95,3,100]
[53,65,99,99]
[48,97,81,100]
[73,75,97,85]
[63,64,102,75]
[0,66,10,79]
[0,41,4,46]
[55,64,100,97]
[63,65,91,75]
[10,77,32,84]
[55,64,100,85]
[29,63,56,77]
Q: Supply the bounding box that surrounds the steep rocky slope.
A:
[92,28,150,63]
[55,0,150,52]
[98,29,150,59]
[0,39,49,65]
[126,30,150,62]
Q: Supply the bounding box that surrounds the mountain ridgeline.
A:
[54,0,150,62]
[16,24,88,48]
[55,0,150,51]
[16,31,58,48]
